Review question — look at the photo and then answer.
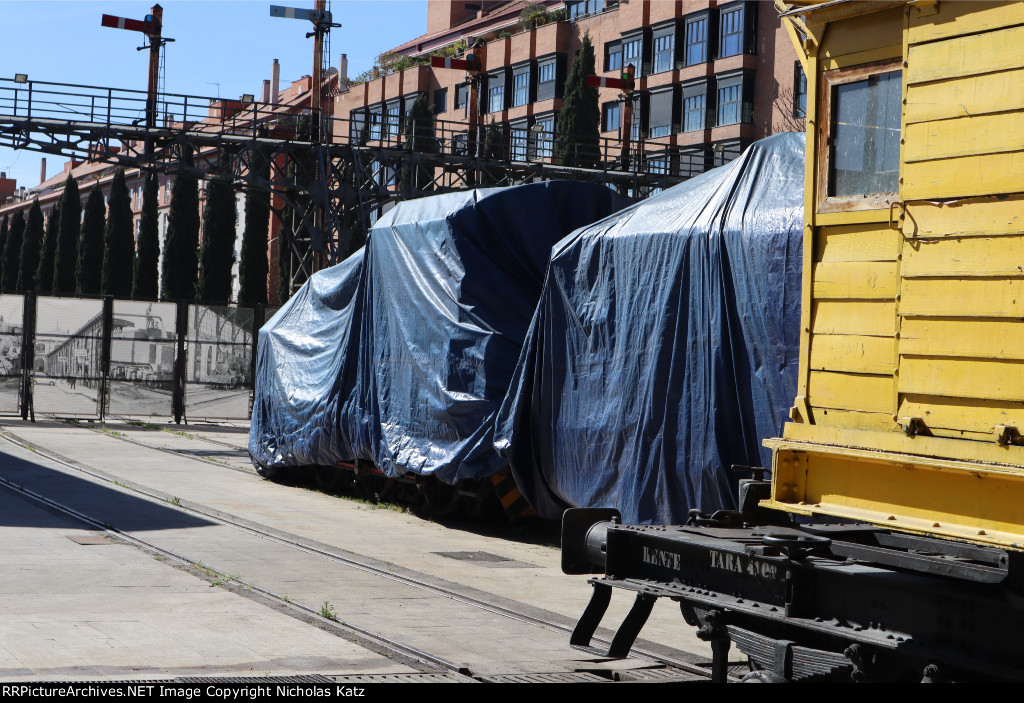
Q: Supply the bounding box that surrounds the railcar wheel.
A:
[354,460,396,504]
[314,464,354,493]
[416,476,462,518]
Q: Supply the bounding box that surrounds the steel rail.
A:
[0,427,712,679]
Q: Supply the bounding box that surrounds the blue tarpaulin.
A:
[249,181,630,482]
[494,134,805,524]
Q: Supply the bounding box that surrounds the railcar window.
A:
[819,59,902,211]
[830,70,901,197]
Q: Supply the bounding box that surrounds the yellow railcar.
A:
[562,1,1024,682]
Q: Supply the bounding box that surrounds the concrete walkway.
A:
[0,418,716,681]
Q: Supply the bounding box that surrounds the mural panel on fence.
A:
[34,297,103,417]
[107,301,178,418]
[184,305,253,420]
[0,296,23,413]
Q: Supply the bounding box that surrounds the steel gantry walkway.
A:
[0,76,684,292]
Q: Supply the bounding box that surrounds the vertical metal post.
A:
[248,304,265,418]
[99,296,114,421]
[620,64,635,171]
[20,293,36,421]
[172,300,189,424]
[145,4,163,130]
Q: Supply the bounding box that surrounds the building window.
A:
[534,115,554,159]
[717,80,741,126]
[537,58,558,101]
[603,102,620,132]
[455,84,469,117]
[719,2,754,58]
[822,61,902,207]
[512,70,530,107]
[652,27,675,74]
[622,35,643,77]
[453,132,469,156]
[605,40,622,72]
[369,106,382,140]
[646,155,671,175]
[567,0,601,19]
[683,81,707,132]
[384,102,401,139]
[648,88,675,138]
[685,14,709,66]
[434,88,447,114]
[488,84,505,113]
[510,124,529,161]
[716,72,752,126]
[794,62,807,118]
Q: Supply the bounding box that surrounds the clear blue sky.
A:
[0,0,427,188]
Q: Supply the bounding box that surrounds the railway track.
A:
[0,425,717,683]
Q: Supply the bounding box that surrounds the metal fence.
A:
[1,293,265,422]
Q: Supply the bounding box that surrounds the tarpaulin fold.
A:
[494,134,805,524]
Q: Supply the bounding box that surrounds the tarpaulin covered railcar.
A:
[495,134,805,524]
[250,181,629,482]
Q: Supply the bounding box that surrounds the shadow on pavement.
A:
[0,447,215,531]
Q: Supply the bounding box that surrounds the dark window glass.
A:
[369,106,382,140]
[684,93,705,132]
[534,115,554,158]
[488,86,504,113]
[647,156,671,175]
[717,80,741,125]
[720,4,744,58]
[513,71,530,107]
[385,103,400,138]
[538,60,556,84]
[603,102,620,132]
[434,88,447,114]
[567,0,601,19]
[649,89,674,138]
[830,70,902,197]
[794,62,807,118]
[685,16,708,65]
[653,31,675,74]
[622,37,643,76]
[606,41,622,72]
[510,127,529,160]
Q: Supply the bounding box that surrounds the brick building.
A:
[334,0,806,176]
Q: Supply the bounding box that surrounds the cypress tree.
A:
[401,93,437,193]
[554,32,601,168]
[77,187,105,296]
[275,202,292,305]
[238,149,270,306]
[132,171,160,300]
[161,147,200,301]
[101,169,135,298]
[37,201,60,294]
[195,175,236,303]
[17,200,43,293]
[2,210,25,294]
[52,176,82,295]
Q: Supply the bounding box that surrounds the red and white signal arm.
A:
[430,56,470,71]
[101,13,149,33]
[586,75,625,89]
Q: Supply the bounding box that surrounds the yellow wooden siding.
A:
[808,371,893,413]
[900,318,1024,360]
[821,7,904,60]
[907,1,1024,44]
[812,261,899,299]
[898,356,1024,402]
[904,152,1024,200]
[901,278,1024,317]
[810,407,899,433]
[906,24,1024,85]
[810,335,894,374]
[902,236,1024,277]
[903,197,1024,239]
[899,394,1024,435]
[812,301,897,336]
[815,225,899,262]
[906,69,1024,125]
[905,112,1024,163]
